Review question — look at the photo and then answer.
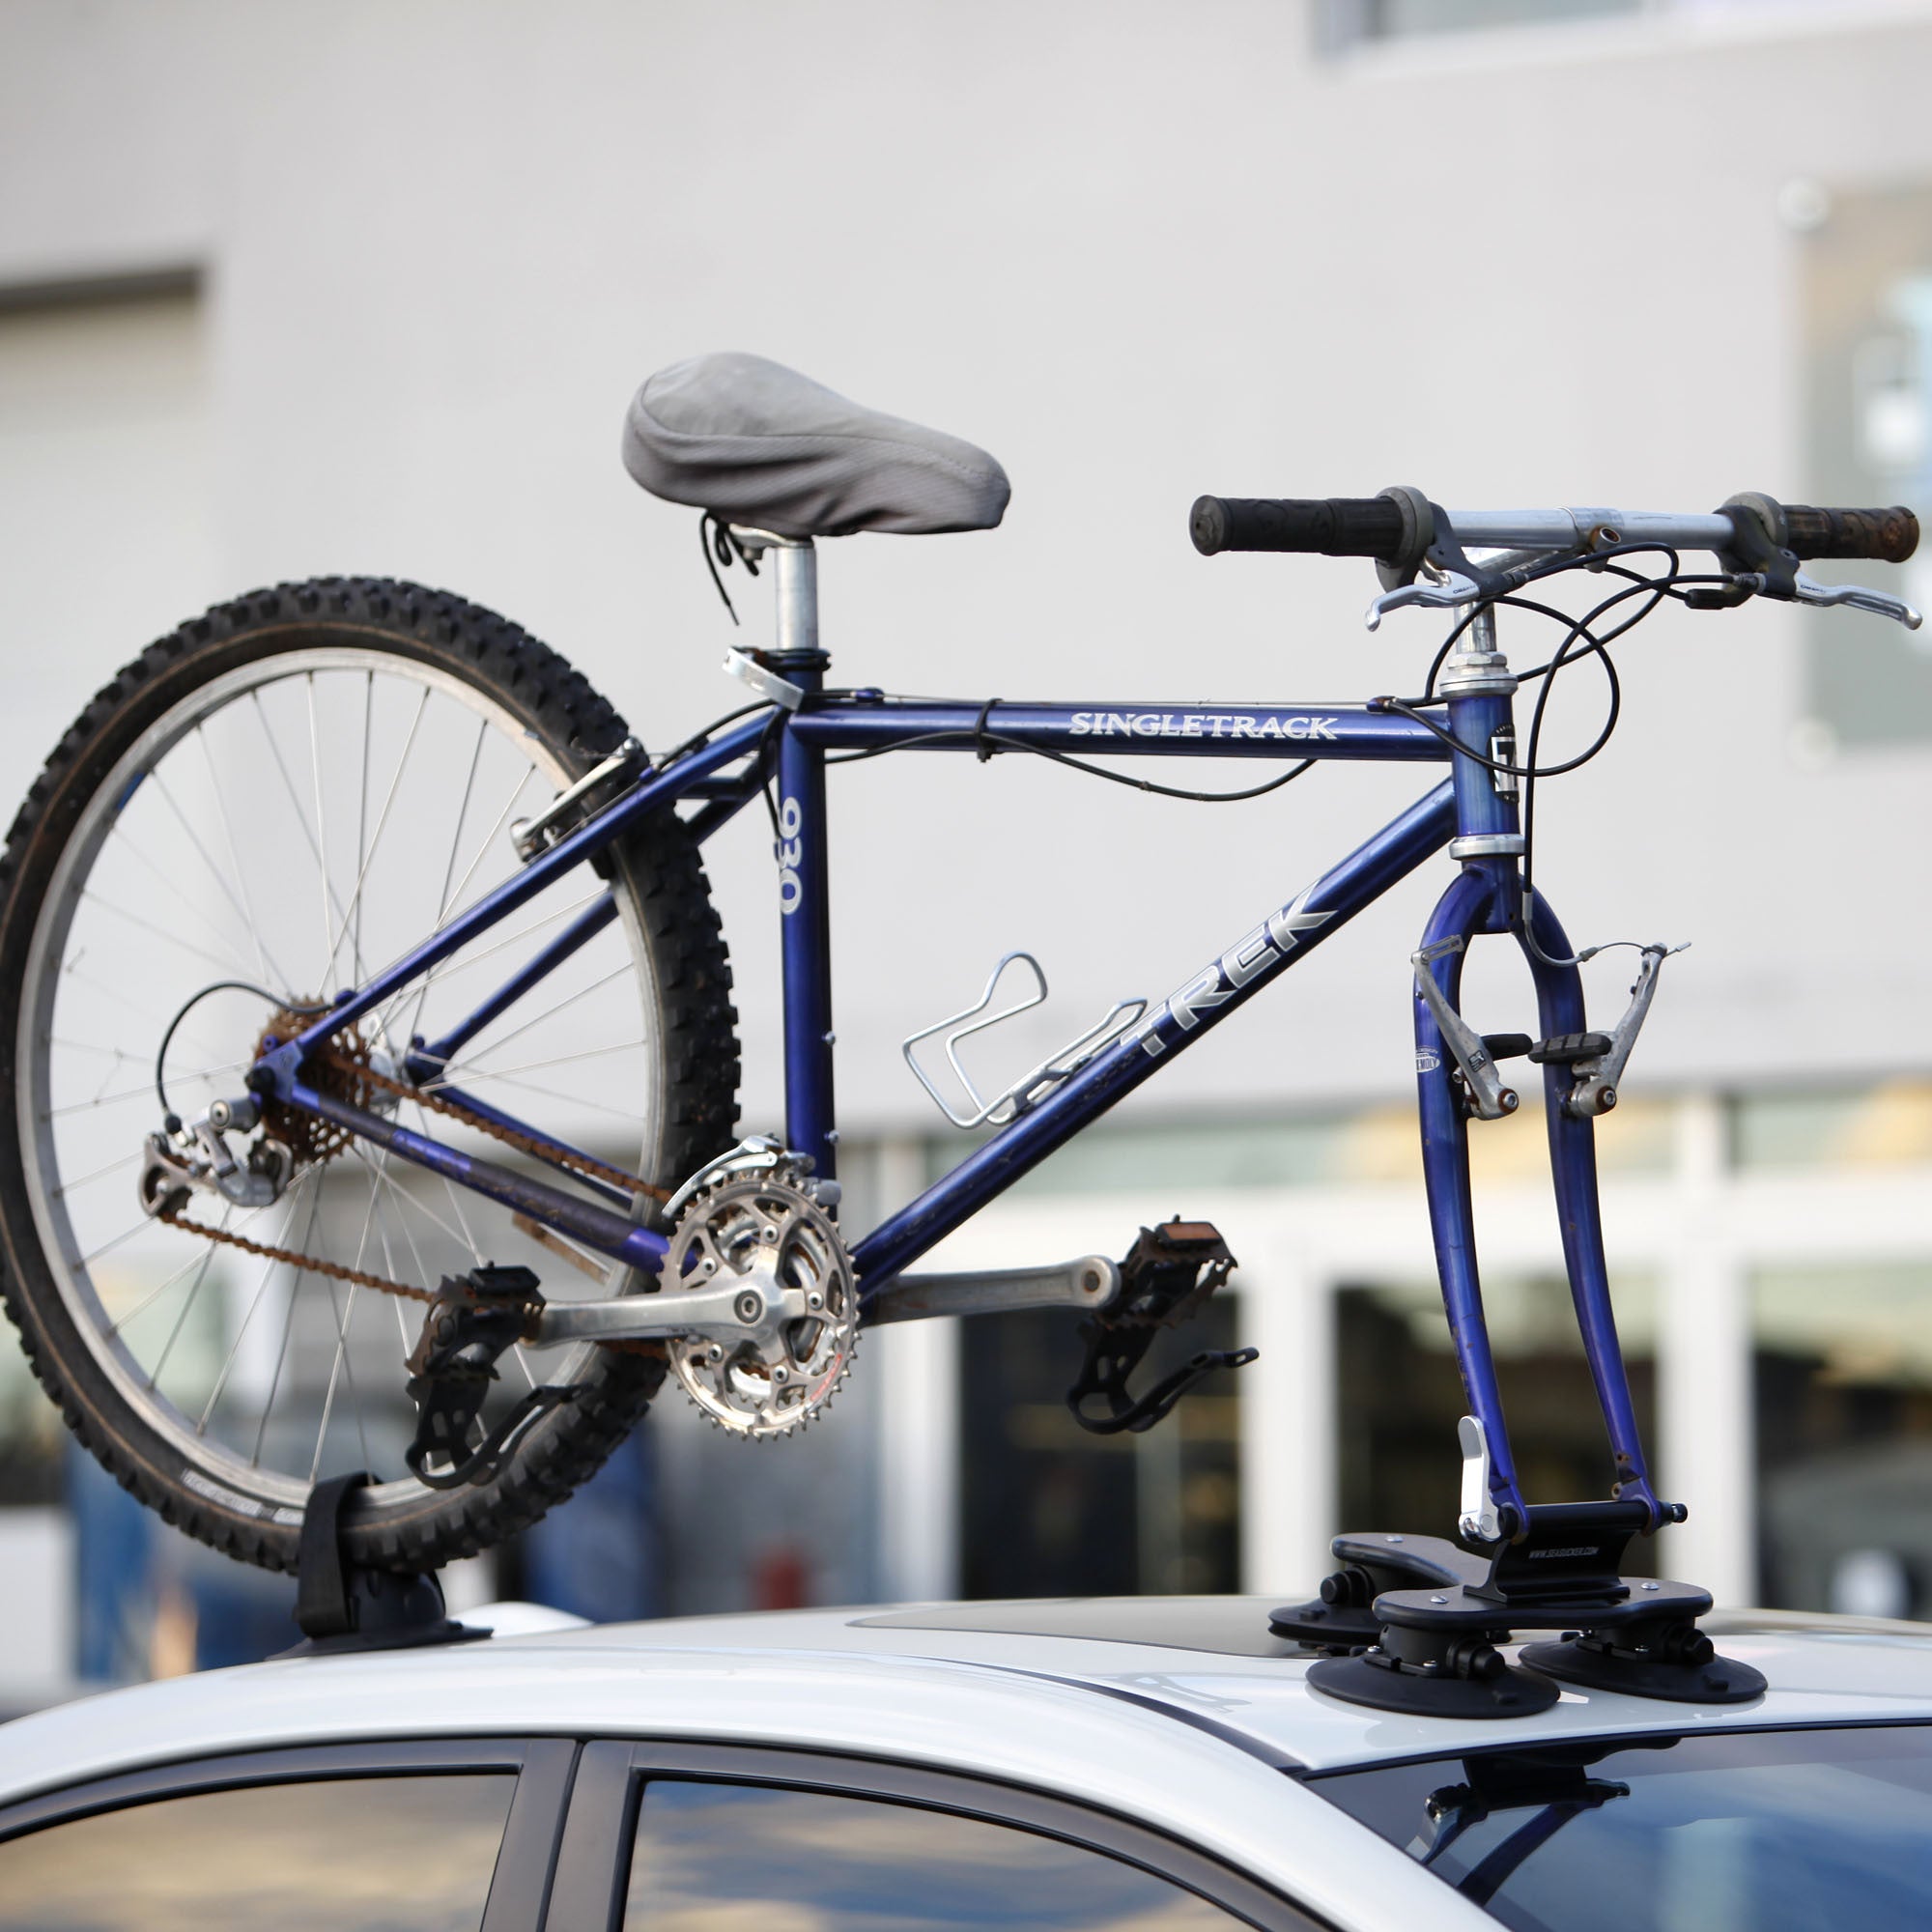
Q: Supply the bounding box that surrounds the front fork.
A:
[1415,621,1667,1539]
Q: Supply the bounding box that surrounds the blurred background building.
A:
[2,0,1931,1705]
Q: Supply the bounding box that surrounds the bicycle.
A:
[0,351,1918,1662]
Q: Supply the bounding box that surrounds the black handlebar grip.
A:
[1191,495,1406,559]
[1778,503,1918,564]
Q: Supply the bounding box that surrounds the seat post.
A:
[773,538,819,659]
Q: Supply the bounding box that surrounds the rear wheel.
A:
[0,578,739,1571]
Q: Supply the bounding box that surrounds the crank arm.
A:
[1412,939,1519,1121]
[530,1274,812,1348]
[864,1255,1121,1325]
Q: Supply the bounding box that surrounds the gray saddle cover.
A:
[622,352,1010,538]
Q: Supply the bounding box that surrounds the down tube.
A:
[853,779,1457,1295]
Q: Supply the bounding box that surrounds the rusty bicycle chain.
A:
[156,1043,670,1311]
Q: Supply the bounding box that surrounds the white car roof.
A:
[1,1597,1928,1932]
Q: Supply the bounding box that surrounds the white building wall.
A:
[3,0,1930,1132]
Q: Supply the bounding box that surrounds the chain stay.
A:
[156,1042,668,1309]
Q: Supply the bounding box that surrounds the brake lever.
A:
[1365,571,1486,632]
[1789,572,1922,630]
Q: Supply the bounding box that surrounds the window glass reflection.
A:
[1755,1262,1932,1618]
[1310,1725,1932,1932]
[624,1779,1236,1932]
[0,1773,514,1932]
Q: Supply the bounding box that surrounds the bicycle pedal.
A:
[405,1266,552,1489]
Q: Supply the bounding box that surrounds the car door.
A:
[541,1741,1331,1932]
[0,1736,575,1932]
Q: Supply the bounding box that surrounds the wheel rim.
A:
[18,646,666,1516]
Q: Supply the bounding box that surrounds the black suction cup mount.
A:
[1270,1532,1490,1652]
[1520,1631,1767,1704]
[1300,1500,1766,1717]
[276,1471,487,1659]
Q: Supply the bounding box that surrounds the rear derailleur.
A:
[138,1094,295,1216]
[1065,1217,1255,1435]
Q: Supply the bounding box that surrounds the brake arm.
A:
[1413,939,1520,1122]
[1564,945,1667,1118]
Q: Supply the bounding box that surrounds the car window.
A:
[623,1778,1243,1932]
[1306,1721,1932,1932]
[0,1772,516,1932]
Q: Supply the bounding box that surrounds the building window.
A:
[1796,182,1932,749]
[957,1298,1243,1597]
[1337,1271,1658,1531]
[1755,1262,1932,1620]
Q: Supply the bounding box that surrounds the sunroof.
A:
[851,1596,1305,1660]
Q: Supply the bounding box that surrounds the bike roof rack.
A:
[275,1471,486,1660]
[1273,1503,1766,1719]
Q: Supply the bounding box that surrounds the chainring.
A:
[663,1162,857,1438]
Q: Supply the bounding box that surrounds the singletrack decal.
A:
[1126,883,1333,1056]
[1067,711,1339,741]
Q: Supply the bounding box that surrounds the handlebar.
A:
[1189,493,1918,565]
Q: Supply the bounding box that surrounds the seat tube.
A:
[772,542,838,1181]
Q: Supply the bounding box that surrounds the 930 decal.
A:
[777,796,804,914]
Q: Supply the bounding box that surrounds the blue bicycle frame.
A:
[253,637,1664,1542]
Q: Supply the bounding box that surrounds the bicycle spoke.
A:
[248,688,360,967]
[366,886,611,1043]
[325,681,430,983]
[433,1037,647,1090]
[434,962,633,1073]
[197,1168,322,1433]
[252,1179,325,1465]
[49,1148,142,1200]
[196,721,286,989]
[402,716,489,1044]
[353,671,372,986]
[78,890,243,978]
[350,1146,438,1293]
[146,1230,226,1391]
[431,1069,648,1125]
[311,1264,369,1486]
[77,1215,160,1271]
[108,1210,252,1340]
[59,958,228,1065]
[305,672,334,990]
[151,766,291,991]
[438,762,540,936]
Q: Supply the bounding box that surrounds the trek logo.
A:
[777,797,804,914]
[1067,711,1340,743]
[1125,883,1333,1057]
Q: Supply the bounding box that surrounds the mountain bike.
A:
[0,351,1917,1631]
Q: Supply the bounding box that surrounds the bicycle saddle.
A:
[622,352,1010,538]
